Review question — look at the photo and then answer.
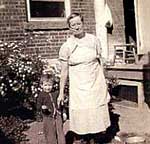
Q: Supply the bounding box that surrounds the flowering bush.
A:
[0,33,44,143]
[0,37,43,103]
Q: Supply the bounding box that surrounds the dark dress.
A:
[37,91,66,144]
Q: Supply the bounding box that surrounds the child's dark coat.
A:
[37,91,66,144]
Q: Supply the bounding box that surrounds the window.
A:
[26,0,71,21]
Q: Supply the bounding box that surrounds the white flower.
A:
[13,80,17,84]
[1,91,5,96]
[34,93,38,98]
[0,76,3,79]
[0,44,4,47]
[31,85,35,91]
[41,105,47,109]
[38,87,42,91]
[31,71,35,74]
[34,88,37,92]
[27,61,32,65]
[24,33,28,36]
[4,42,8,46]
[13,44,18,49]
[21,64,24,68]
[8,43,15,48]
[1,83,4,86]
[10,83,13,87]
[20,54,26,58]
[9,80,12,83]
[27,70,31,73]
[0,47,4,50]
[19,67,22,71]
[16,63,19,67]
[8,57,15,63]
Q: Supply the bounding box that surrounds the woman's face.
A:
[69,16,84,37]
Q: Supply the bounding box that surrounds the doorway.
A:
[123,0,137,44]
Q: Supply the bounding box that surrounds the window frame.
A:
[26,0,71,22]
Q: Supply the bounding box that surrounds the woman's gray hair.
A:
[67,12,84,27]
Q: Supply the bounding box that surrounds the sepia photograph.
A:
[0,0,150,143]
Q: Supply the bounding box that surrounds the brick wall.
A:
[71,0,96,34]
[0,0,125,59]
[0,1,26,41]
[0,0,96,59]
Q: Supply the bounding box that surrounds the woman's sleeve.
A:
[59,42,69,62]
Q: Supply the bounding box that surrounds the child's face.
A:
[41,81,53,92]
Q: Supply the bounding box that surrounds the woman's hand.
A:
[57,61,68,108]
[57,94,64,109]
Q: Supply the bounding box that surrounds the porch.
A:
[106,63,150,109]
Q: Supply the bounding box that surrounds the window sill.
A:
[24,19,68,30]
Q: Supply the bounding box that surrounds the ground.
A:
[23,121,46,144]
[23,101,150,144]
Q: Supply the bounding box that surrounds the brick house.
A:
[0,0,150,107]
[0,0,150,59]
[0,0,126,60]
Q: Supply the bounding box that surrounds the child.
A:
[37,73,66,144]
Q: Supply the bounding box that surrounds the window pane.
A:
[30,0,65,17]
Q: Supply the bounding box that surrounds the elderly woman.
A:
[57,12,110,143]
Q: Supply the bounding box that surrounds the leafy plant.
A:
[0,32,44,143]
[0,33,44,106]
[0,115,29,144]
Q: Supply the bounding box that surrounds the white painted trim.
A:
[119,79,144,108]
[65,0,71,17]
[26,0,31,21]
[134,0,140,54]
[28,17,66,22]
[26,0,71,21]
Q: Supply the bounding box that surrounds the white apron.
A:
[59,33,110,134]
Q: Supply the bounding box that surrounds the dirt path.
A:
[23,102,150,144]
[23,121,46,144]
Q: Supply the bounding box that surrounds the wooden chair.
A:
[113,44,137,64]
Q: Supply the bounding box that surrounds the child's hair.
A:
[40,73,54,85]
